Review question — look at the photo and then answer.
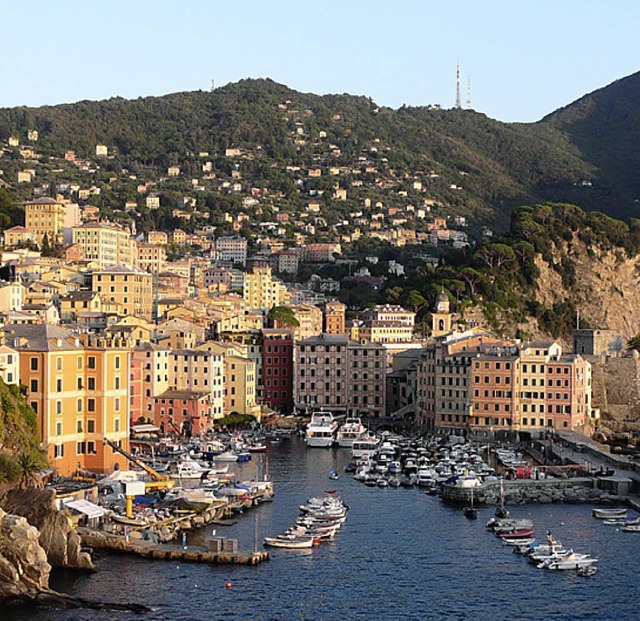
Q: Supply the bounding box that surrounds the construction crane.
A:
[103,437,175,491]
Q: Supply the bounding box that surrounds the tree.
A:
[405,290,427,314]
[267,306,300,328]
[17,450,44,490]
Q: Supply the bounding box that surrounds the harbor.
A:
[5,434,637,621]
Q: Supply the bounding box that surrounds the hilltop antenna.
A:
[455,59,462,109]
[466,76,473,110]
[210,78,216,92]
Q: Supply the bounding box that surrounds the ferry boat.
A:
[305,411,339,448]
[336,417,367,448]
[351,435,381,459]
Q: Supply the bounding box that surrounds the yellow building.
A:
[5,324,130,475]
[0,281,25,312]
[92,264,154,321]
[225,355,259,418]
[72,222,136,269]
[3,226,36,248]
[136,242,166,274]
[24,197,65,244]
[243,266,289,312]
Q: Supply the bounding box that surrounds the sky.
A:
[1,0,638,123]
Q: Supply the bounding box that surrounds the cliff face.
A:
[1,489,94,571]
[534,237,640,341]
[0,507,50,599]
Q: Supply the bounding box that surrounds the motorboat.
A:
[351,436,381,458]
[463,486,479,519]
[538,552,598,570]
[416,467,436,488]
[212,451,239,462]
[305,411,339,448]
[603,517,640,526]
[336,417,367,448]
[497,528,535,539]
[264,535,317,549]
[502,537,537,547]
[486,517,534,532]
[328,470,339,480]
[592,507,627,519]
[622,524,640,532]
[577,565,598,577]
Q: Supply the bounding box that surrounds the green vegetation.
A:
[0,380,47,485]
[267,306,300,328]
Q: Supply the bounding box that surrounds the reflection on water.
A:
[7,437,640,621]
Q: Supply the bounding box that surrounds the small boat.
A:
[388,477,401,488]
[376,478,389,488]
[497,528,535,539]
[344,462,356,473]
[264,536,316,549]
[328,470,339,480]
[495,479,510,518]
[248,443,267,453]
[622,524,640,532]
[212,452,239,462]
[592,508,627,519]
[502,537,536,547]
[577,565,598,577]
[538,552,597,570]
[463,487,479,520]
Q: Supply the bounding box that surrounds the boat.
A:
[577,565,598,577]
[336,417,367,448]
[603,516,640,526]
[497,528,535,539]
[344,462,356,473]
[328,470,339,480]
[622,524,640,532]
[247,443,267,453]
[502,537,537,547]
[305,411,339,448]
[463,486,479,519]
[388,476,401,488]
[212,451,239,462]
[538,551,598,570]
[592,507,627,519]
[264,535,316,549]
[351,436,381,459]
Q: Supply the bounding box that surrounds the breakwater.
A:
[441,477,631,505]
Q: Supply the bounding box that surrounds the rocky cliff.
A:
[0,507,50,599]
[0,488,94,571]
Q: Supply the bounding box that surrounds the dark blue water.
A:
[8,438,639,621]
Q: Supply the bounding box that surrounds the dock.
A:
[79,528,269,566]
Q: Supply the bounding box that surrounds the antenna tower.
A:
[210,78,216,92]
[455,59,461,109]
[466,76,472,110]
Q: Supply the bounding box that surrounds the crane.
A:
[103,437,174,491]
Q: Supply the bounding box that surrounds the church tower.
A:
[431,290,452,337]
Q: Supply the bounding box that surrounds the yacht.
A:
[305,411,339,448]
[336,417,367,448]
[351,435,381,459]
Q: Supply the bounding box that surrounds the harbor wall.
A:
[441,477,629,506]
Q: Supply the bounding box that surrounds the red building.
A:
[262,328,294,414]
[153,390,211,437]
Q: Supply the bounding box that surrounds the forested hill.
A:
[2,76,630,228]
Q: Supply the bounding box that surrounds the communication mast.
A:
[455,59,462,109]
[210,78,216,92]
[466,76,473,110]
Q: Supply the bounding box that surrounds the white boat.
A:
[416,467,436,488]
[305,411,339,448]
[336,417,367,448]
[212,451,239,462]
[592,507,627,519]
[622,524,640,532]
[264,535,316,549]
[351,436,380,458]
[538,552,598,570]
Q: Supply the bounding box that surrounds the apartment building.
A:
[5,324,130,475]
[324,300,346,335]
[243,266,289,311]
[24,197,65,244]
[131,343,170,420]
[72,222,136,269]
[262,328,294,414]
[294,334,386,417]
[137,242,166,274]
[216,236,248,266]
[92,264,154,321]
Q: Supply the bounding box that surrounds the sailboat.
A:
[463,486,479,519]
[495,479,509,518]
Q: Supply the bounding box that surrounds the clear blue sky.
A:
[2,0,638,123]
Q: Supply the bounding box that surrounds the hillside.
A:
[0,78,601,229]
[541,70,640,218]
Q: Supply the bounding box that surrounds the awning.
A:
[64,499,107,518]
[131,424,160,433]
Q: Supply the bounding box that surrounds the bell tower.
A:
[431,290,452,336]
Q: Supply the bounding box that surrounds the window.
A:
[30,379,38,393]
[88,398,96,412]
[56,357,63,371]
[115,397,120,411]
[56,400,62,415]
[88,377,96,390]
[76,420,83,433]
[30,357,38,371]
[54,444,64,458]
[87,419,95,433]
[88,357,96,369]
[115,377,120,389]
[77,398,82,412]
[115,356,121,369]
[56,378,62,392]
[115,419,120,432]
[56,421,62,436]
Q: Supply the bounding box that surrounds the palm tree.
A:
[17,450,44,490]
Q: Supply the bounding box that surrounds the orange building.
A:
[5,324,131,475]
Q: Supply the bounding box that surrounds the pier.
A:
[79,528,269,566]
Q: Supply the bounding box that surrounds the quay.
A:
[79,528,269,566]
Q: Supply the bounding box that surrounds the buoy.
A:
[225,582,232,589]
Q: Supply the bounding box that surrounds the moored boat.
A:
[305,411,339,448]
[264,535,317,549]
[336,417,367,448]
[592,507,627,519]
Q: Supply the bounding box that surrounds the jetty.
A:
[79,528,269,566]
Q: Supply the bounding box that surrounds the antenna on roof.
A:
[455,59,462,109]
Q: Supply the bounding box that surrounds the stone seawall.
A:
[441,478,626,506]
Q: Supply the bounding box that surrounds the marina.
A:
[9,435,639,621]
